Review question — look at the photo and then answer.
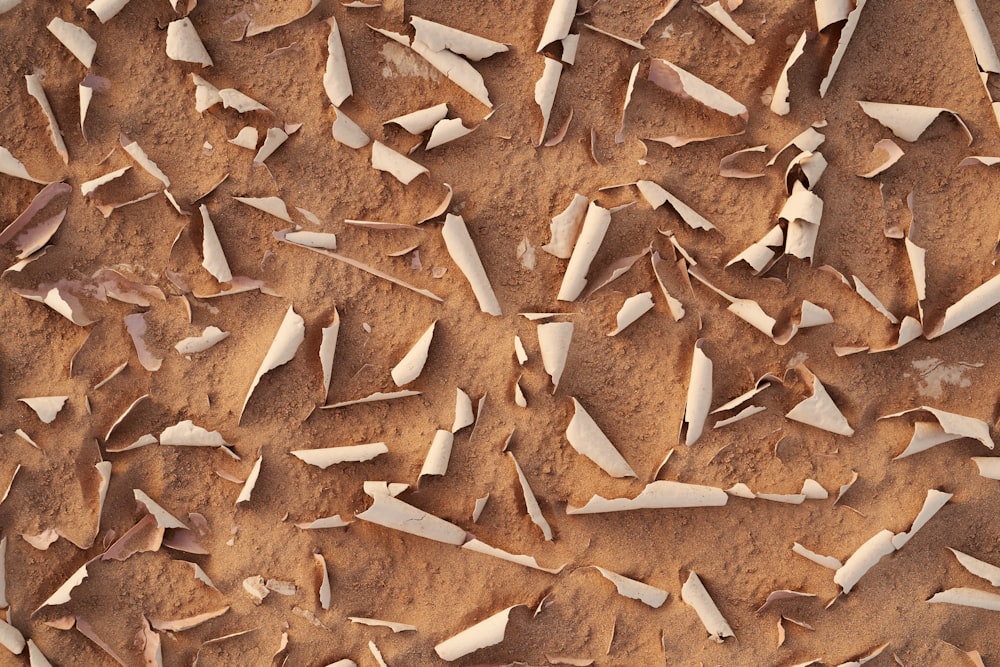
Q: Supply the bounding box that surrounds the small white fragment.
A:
[265,579,297,596]
[819,0,867,97]
[883,406,993,457]
[295,515,352,529]
[535,57,563,145]
[858,101,972,144]
[349,617,416,633]
[324,390,421,409]
[542,194,588,259]
[243,575,269,604]
[0,146,48,184]
[566,483,724,517]
[369,641,388,667]
[0,615,25,655]
[538,321,573,391]
[219,88,268,112]
[537,0,576,51]
[771,32,808,115]
[514,335,528,365]
[411,16,509,60]
[0,535,7,607]
[356,487,468,545]
[891,489,952,549]
[472,495,489,522]
[190,74,221,112]
[702,2,754,44]
[514,379,527,407]
[124,313,162,372]
[27,640,54,666]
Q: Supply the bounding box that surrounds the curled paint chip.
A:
[333,108,370,148]
[26,73,69,164]
[858,101,972,144]
[683,339,713,445]
[785,365,854,436]
[434,606,523,661]
[0,146,48,183]
[160,420,227,447]
[386,103,449,134]
[19,396,68,424]
[557,202,612,301]
[324,17,352,106]
[442,214,501,315]
[882,406,993,458]
[47,18,97,68]
[291,443,388,468]
[166,17,213,67]
[88,0,131,23]
[419,430,455,479]
[411,16,508,60]
[372,141,429,184]
[391,321,436,386]
[240,305,305,422]
[588,566,668,608]
[681,572,734,642]
[568,480,728,514]
[175,326,229,354]
[566,398,636,478]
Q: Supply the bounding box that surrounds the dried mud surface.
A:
[2,0,1000,665]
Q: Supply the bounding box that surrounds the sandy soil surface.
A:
[3,0,1000,665]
